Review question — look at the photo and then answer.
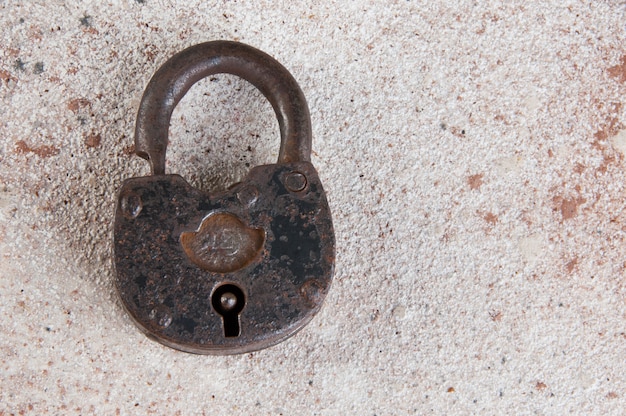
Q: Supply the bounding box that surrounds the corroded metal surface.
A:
[113,41,335,354]
[134,40,312,175]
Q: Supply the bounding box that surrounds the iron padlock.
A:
[113,41,335,354]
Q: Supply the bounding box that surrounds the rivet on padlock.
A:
[113,41,335,354]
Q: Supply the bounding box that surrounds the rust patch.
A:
[449,126,466,137]
[489,310,502,322]
[483,212,498,225]
[589,101,622,175]
[67,98,91,112]
[84,133,101,148]
[553,195,586,221]
[608,55,626,83]
[15,140,60,158]
[447,387,455,393]
[565,257,578,273]
[494,114,509,124]
[597,153,618,175]
[535,382,547,391]
[144,44,159,62]
[28,25,43,41]
[593,102,623,144]
[521,210,532,227]
[0,69,16,84]
[122,144,136,155]
[468,174,484,190]
[573,163,585,174]
[607,392,619,399]
[5,47,19,57]
[82,27,99,35]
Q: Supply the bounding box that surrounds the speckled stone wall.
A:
[1,1,625,414]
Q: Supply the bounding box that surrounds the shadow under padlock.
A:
[168,73,278,194]
[113,41,335,355]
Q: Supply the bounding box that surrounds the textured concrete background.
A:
[1,1,626,414]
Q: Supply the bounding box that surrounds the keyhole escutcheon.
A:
[211,283,245,337]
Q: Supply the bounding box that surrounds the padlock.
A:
[113,41,335,354]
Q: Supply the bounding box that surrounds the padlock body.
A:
[113,162,335,354]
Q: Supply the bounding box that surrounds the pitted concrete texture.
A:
[1,1,626,414]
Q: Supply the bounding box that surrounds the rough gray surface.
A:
[1,1,626,414]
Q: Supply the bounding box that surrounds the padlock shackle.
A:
[135,41,312,175]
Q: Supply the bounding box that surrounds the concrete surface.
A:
[1,1,626,414]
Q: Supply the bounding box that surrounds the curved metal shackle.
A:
[135,41,312,175]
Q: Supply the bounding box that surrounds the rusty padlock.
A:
[113,41,335,354]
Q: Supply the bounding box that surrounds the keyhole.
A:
[211,284,245,337]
